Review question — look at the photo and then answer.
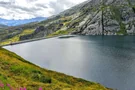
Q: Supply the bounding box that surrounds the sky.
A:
[0,0,87,20]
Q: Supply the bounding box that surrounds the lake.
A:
[4,36,135,90]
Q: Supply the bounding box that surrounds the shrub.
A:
[31,71,51,83]
[40,76,51,83]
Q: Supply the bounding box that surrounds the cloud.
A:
[49,0,74,14]
[0,0,87,20]
[35,3,48,8]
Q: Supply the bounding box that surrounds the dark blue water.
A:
[4,36,135,90]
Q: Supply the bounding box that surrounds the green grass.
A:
[0,47,111,90]
[117,23,127,35]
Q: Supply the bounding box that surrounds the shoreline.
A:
[1,35,134,47]
[1,35,77,47]
[0,36,59,47]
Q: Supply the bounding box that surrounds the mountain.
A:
[1,0,135,45]
[0,17,47,26]
[19,0,135,39]
[52,0,135,35]
[0,24,8,28]
[0,47,111,90]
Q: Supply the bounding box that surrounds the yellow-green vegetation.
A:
[64,21,72,27]
[0,47,111,90]
[47,29,76,38]
[0,29,34,45]
[60,17,72,21]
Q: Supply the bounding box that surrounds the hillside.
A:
[0,47,111,90]
[0,0,135,45]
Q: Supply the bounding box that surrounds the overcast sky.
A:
[0,0,87,20]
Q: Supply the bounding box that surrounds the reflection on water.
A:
[4,36,135,90]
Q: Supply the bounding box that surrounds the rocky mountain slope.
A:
[0,0,135,45]
[30,0,135,36]
[57,0,135,35]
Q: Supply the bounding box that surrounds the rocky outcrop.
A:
[20,26,48,40]
[71,0,135,35]
[34,26,45,34]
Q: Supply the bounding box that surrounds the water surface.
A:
[4,36,135,90]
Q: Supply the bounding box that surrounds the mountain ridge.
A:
[23,0,135,36]
[1,0,135,45]
[0,17,47,26]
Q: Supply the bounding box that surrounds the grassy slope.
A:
[47,28,76,38]
[0,29,34,45]
[0,48,111,90]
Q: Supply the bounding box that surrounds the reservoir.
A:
[4,36,135,90]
